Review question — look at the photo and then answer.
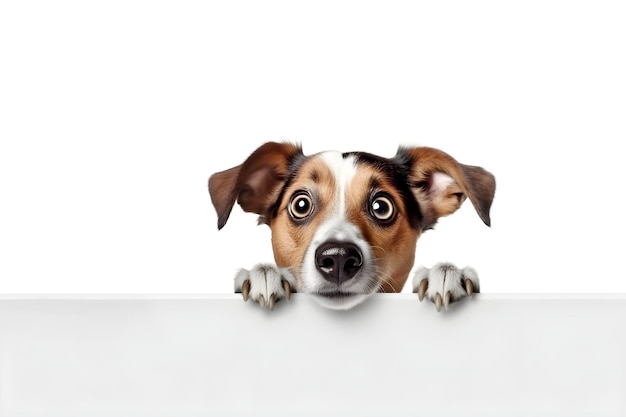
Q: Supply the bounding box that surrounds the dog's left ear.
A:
[399,147,496,230]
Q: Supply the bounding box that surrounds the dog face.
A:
[209,142,495,309]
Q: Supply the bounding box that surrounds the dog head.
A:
[209,142,495,309]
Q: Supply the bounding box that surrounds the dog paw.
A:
[412,263,480,312]
[234,264,297,310]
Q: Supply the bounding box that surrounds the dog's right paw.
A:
[235,264,297,310]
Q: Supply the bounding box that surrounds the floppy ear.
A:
[398,146,496,230]
[208,142,303,230]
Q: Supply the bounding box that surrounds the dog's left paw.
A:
[412,263,480,312]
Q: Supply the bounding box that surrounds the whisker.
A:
[373,266,399,293]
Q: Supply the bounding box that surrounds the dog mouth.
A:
[311,288,374,310]
[315,290,360,299]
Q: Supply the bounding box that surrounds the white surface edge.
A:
[1,293,626,300]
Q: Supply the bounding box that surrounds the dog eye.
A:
[289,192,314,220]
[370,194,395,223]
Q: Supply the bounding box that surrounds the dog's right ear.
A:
[209,142,303,230]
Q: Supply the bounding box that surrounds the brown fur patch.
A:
[208,142,302,229]
[345,164,419,292]
[401,146,496,229]
[270,156,337,285]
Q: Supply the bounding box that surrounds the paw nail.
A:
[282,279,292,301]
[269,294,276,311]
[242,280,251,302]
[417,279,428,302]
[435,293,443,312]
[465,279,474,297]
[258,294,266,309]
[444,292,451,310]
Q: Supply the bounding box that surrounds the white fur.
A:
[412,266,430,286]
[429,172,456,199]
[299,152,377,310]
[412,263,480,310]
[301,219,375,310]
[235,264,297,308]
[317,151,357,214]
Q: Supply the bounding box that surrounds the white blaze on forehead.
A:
[317,151,357,215]
[300,151,375,305]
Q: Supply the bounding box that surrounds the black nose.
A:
[315,241,363,284]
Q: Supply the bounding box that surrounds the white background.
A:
[1,0,625,294]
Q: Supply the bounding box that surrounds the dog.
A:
[209,142,495,311]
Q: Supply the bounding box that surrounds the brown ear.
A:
[208,142,303,230]
[398,146,496,229]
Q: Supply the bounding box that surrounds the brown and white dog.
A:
[209,142,495,311]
